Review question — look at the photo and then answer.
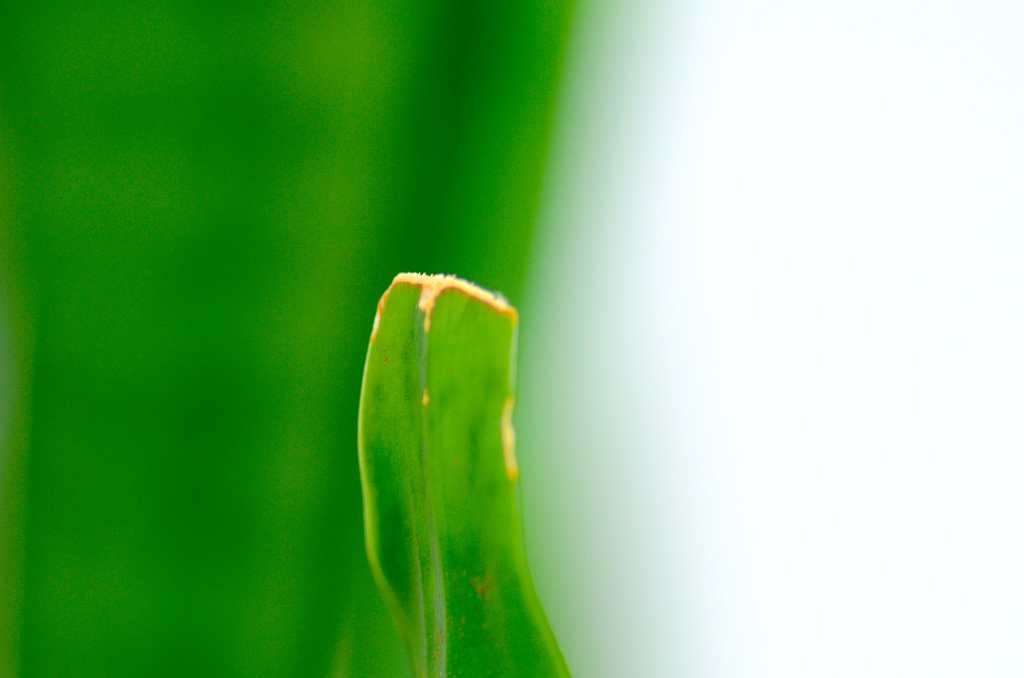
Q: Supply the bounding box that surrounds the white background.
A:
[520,1,1024,676]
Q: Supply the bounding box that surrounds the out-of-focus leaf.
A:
[0,1,573,676]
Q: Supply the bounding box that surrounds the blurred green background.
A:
[0,1,573,676]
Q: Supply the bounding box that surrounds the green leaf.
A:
[358,273,570,678]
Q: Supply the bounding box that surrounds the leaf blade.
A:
[359,274,569,677]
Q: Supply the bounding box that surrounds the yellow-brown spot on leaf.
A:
[501,396,519,482]
[470,573,494,601]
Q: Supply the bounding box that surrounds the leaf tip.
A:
[389,272,517,332]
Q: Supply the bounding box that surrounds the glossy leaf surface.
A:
[359,274,569,677]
